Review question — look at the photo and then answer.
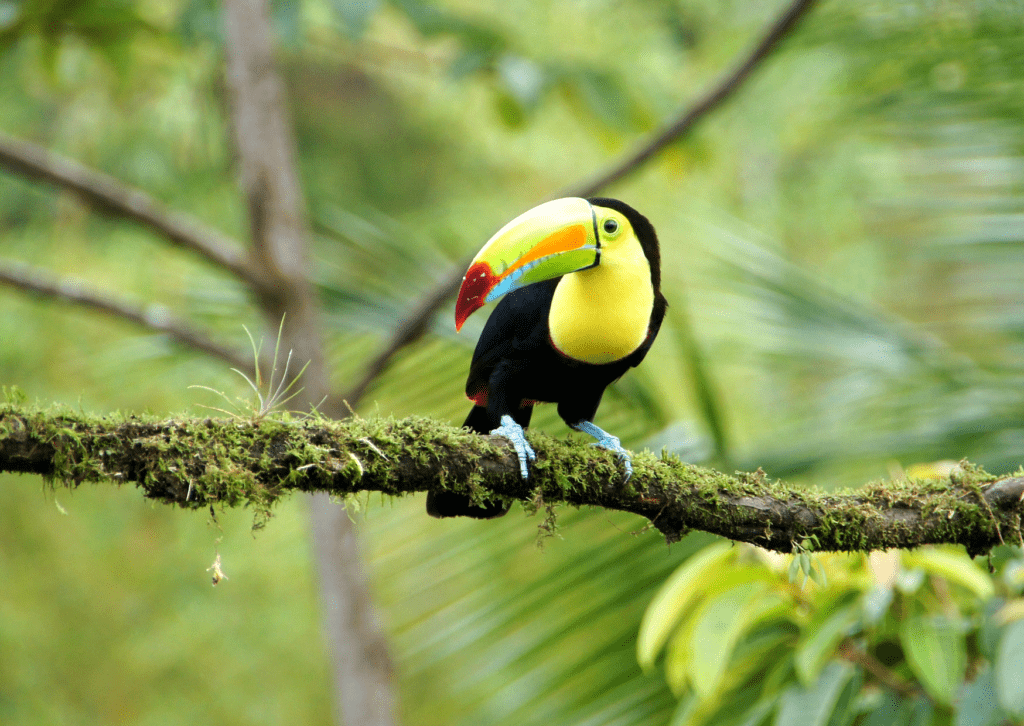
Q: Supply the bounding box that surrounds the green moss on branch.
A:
[1,404,1021,555]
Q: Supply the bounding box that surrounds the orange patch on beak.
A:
[503,224,588,279]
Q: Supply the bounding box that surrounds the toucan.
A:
[426,197,667,519]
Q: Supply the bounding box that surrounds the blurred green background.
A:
[2,0,1024,723]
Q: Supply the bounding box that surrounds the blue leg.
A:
[571,420,632,482]
[492,414,536,479]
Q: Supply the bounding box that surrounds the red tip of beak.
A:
[455,261,499,331]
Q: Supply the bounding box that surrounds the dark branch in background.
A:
[559,0,818,198]
[2,409,1021,558]
[0,131,264,289]
[341,275,462,404]
[342,0,819,409]
[0,261,255,374]
[837,640,920,699]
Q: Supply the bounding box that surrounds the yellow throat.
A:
[548,238,654,365]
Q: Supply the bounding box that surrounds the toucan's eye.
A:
[602,218,619,235]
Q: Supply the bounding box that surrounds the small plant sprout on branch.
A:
[190,316,321,422]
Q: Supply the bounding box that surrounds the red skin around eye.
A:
[455,261,499,331]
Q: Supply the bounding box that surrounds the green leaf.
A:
[995,618,1024,716]
[862,586,893,625]
[789,555,801,583]
[994,598,1024,625]
[908,698,936,726]
[682,688,778,726]
[825,667,862,726]
[271,0,301,47]
[329,0,380,39]
[388,0,503,48]
[860,692,908,726]
[670,299,730,459]
[895,568,926,594]
[59,0,153,34]
[957,667,1004,726]
[774,662,854,726]
[978,598,1007,659]
[560,67,641,131]
[808,563,827,588]
[795,603,860,685]
[637,541,734,670]
[904,548,995,600]
[662,566,781,695]
[1003,555,1024,595]
[900,615,966,706]
[739,699,778,726]
[449,47,491,79]
[496,55,545,109]
[687,581,784,698]
[669,691,700,726]
[494,90,527,128]
[731,623,799,681]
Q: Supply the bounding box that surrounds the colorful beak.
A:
[455,197,600,331]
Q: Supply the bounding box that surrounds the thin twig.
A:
[837,640,920,699]
[341,0,819,409]
[0,131,264,289]
[0,260,255,375]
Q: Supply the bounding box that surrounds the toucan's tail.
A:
[426,406,512,519]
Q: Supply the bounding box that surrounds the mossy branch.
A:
[1,406,1021,556]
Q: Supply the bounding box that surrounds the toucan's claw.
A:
[572,421,633,482]
[492,414,536,479]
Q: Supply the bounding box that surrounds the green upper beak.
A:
[455,197,600,331]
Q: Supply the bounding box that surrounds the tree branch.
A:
[3,407,1021,557]
[0,260,255,374]
[0,130,265,289]
[559,0,819,198]
[340,275,462,405]
[342,0,819,409]
[837,640,920,699]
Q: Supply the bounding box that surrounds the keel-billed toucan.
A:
[426,197,667,519]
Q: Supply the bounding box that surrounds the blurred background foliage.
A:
[2,0,1024,723]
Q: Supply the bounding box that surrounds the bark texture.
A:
[3,407,1021,557]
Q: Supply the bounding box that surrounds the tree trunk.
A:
[221,1,397,723]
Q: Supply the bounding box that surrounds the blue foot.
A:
[572,421,633,482]
[492,414,536,479]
